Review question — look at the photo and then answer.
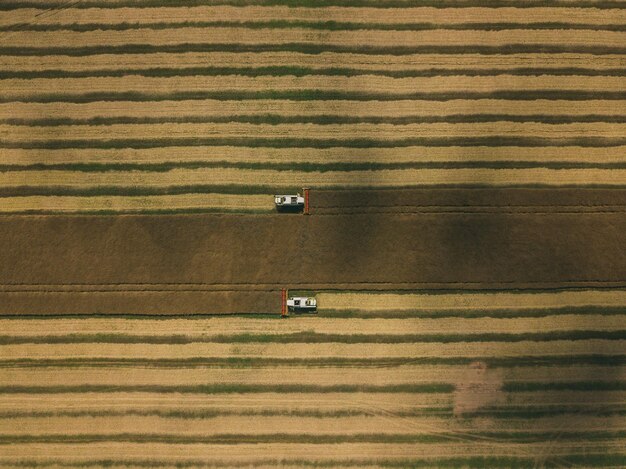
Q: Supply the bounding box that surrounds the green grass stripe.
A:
[6,455,626,469]
[1,330,623,345]
[3,137,626,150]
[0,355,623,368]
[3,90,624,104]
[5,114,626,126]
[504,381,626,392]
[1,430,625,445]
[3,67,626,80]
[1,1,624,9]
[0,383,454,394]
[3,21,626,32]
[2,44,626,56]
[8,160,626,173]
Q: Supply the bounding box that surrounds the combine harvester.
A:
[281,288,316,317]
[274,188,310,214]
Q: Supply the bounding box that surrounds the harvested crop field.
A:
[1,1,626,468]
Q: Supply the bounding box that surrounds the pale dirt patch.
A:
[453,361,504,416]
[3,146,625,166]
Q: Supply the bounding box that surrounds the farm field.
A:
[1,0,626,468]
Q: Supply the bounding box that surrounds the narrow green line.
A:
[5,114,626,127]
[0,1,623,9]
[2,21,626,32]
[0,185,293,197]
[1,44,626,57]
[3,90,625,103]
[1,330,623,345]
[0,355,623,368]
[3,137,626,150]
[2,67,626,79]
[0,383,454,394]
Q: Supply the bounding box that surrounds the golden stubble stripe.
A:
[319,290,626,311]
[3,53,625,72]
[0,340,623,359]
[2,414,624,436]
[1,366,623,388]
[1,315,623,336]
[0,194,272,213]
[3,28,625,48]
[2,100,625,120]
[2,122,625,140]
[3,146,625,166]
[0,441,624,461]
[2,75,625,96]
[2,168,626,187]
[2,6,626,26]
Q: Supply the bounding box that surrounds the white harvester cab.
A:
[274,194,304,208]
[287,296,317,313]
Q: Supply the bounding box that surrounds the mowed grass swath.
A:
[1,2,626,213]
